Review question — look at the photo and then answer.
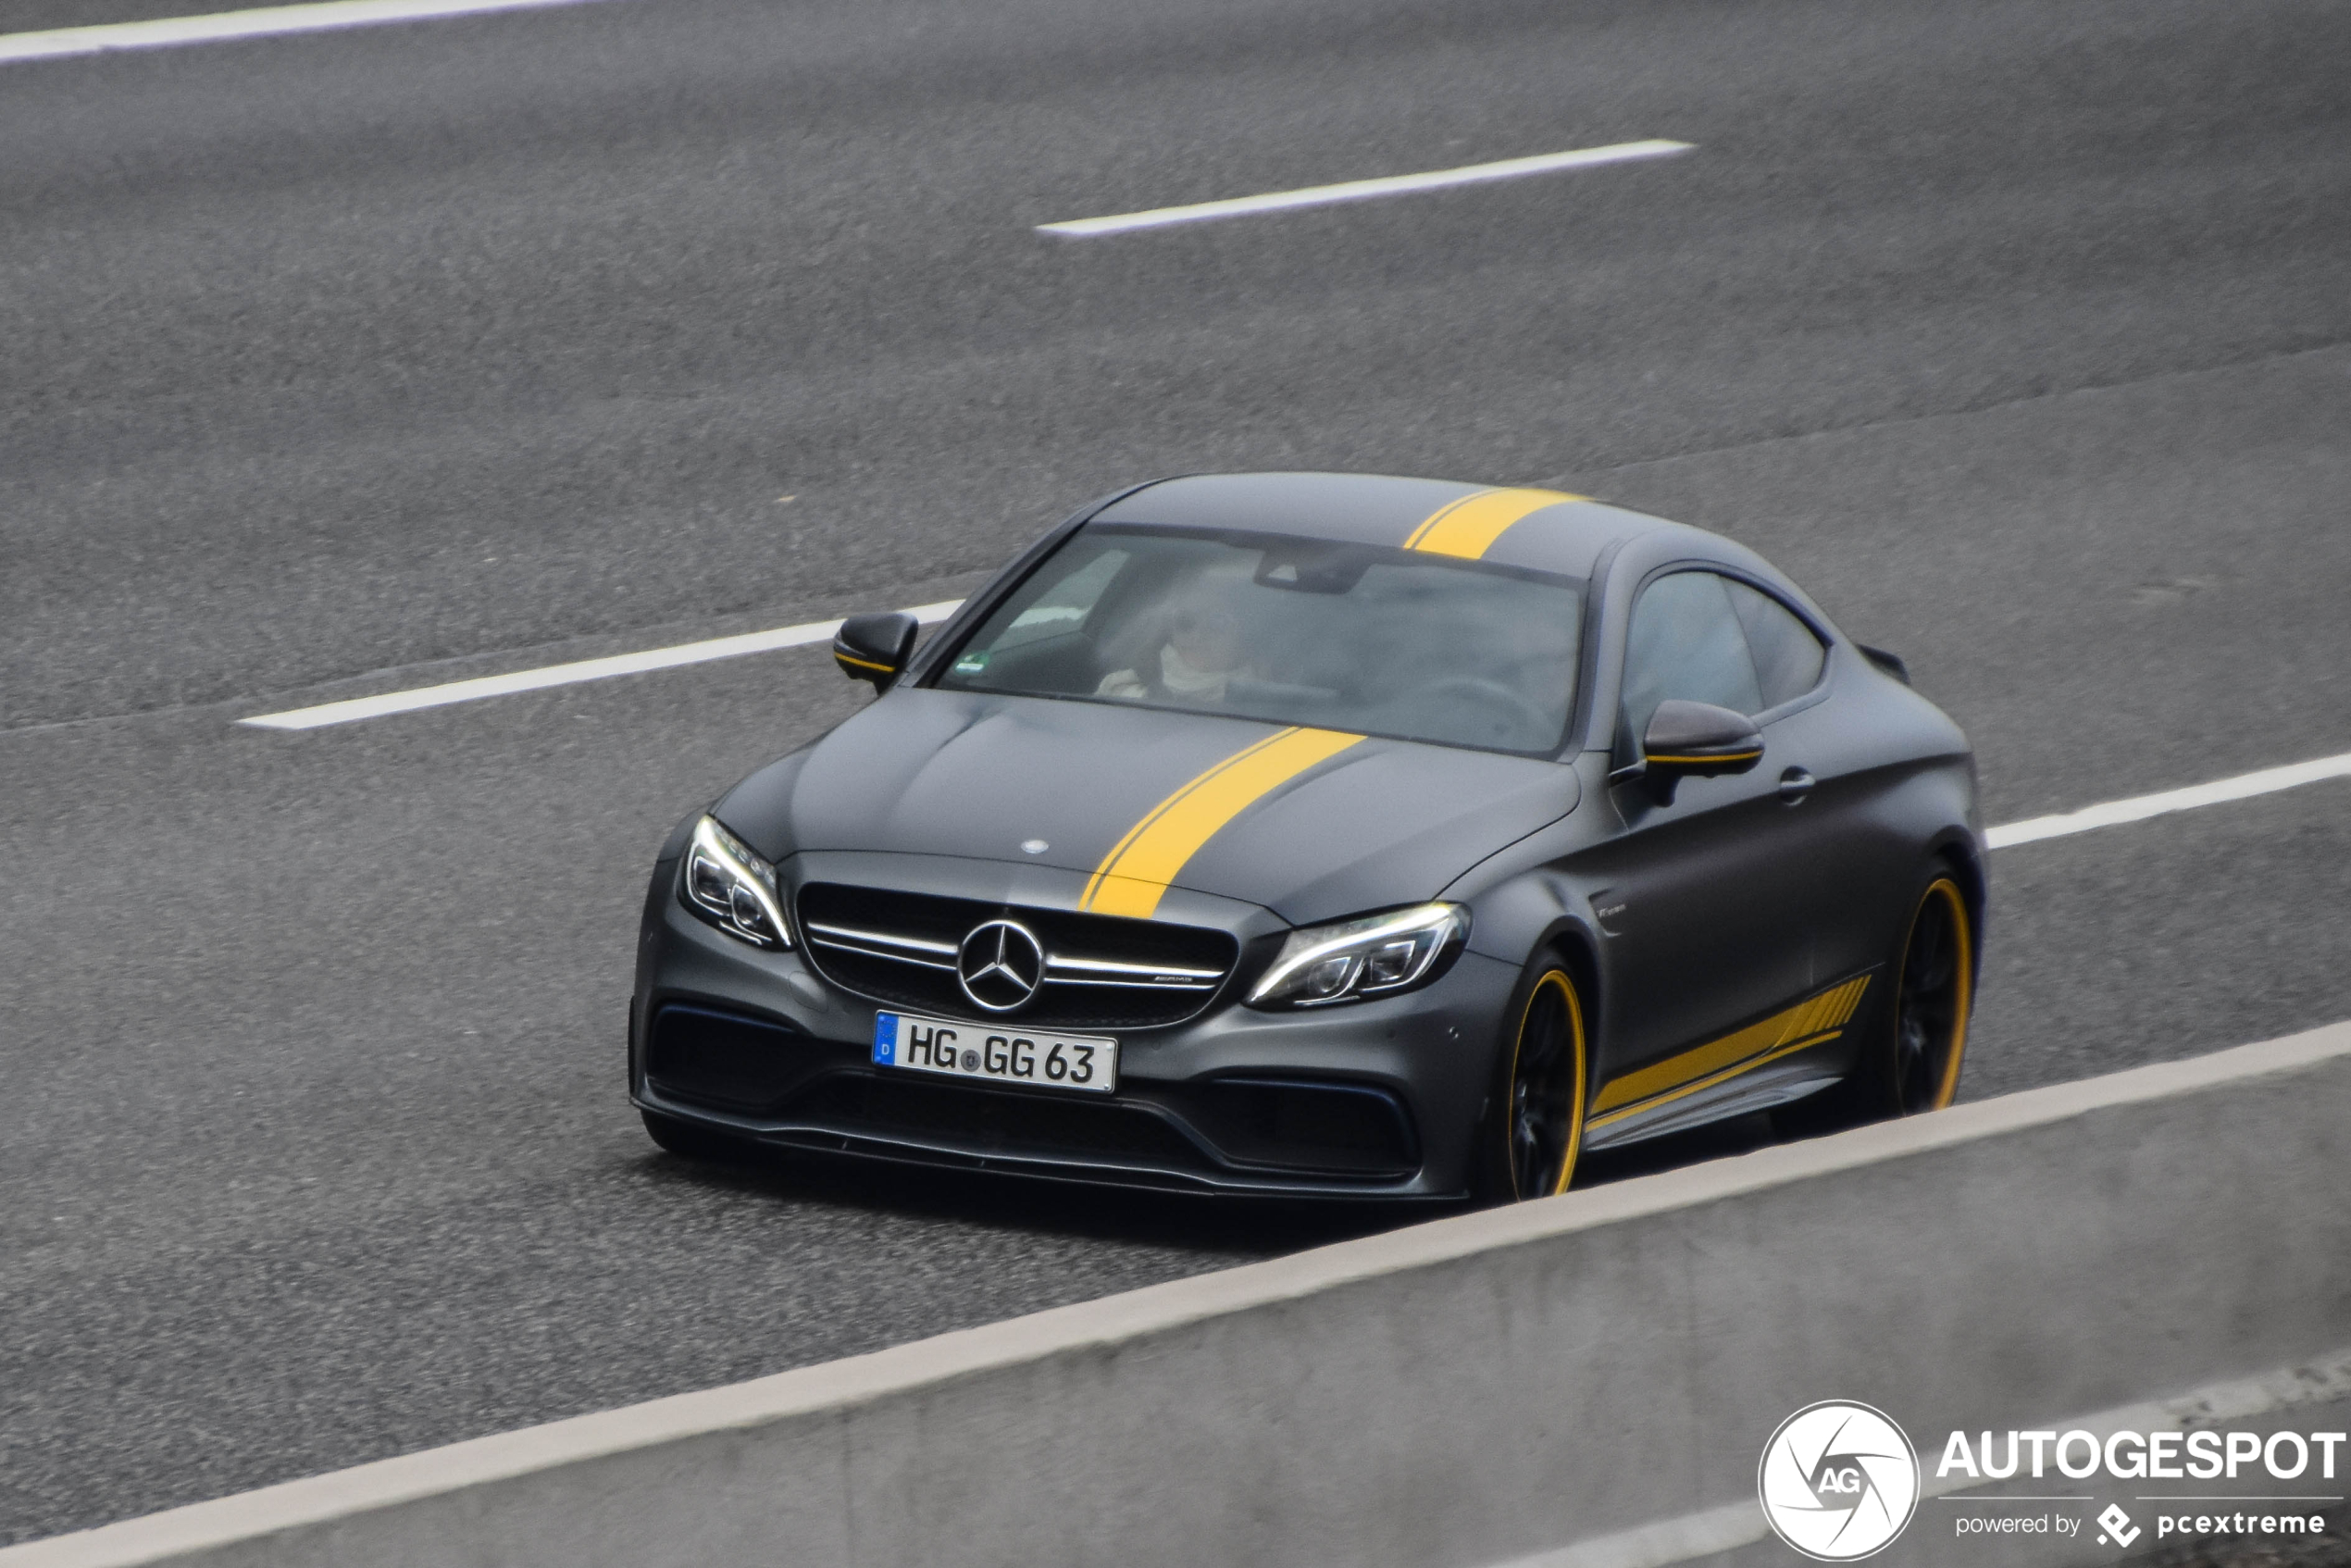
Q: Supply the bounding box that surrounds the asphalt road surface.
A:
[4,0,2348,1545]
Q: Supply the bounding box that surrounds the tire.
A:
[1474,962,1590,1203]
[641,1108,755,1164]
[1776,865,1975,1136]
[1883,873,1975,1114]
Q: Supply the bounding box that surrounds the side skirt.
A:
[1581,972,1877,1152]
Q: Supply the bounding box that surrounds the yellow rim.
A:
[1506,968,1588,1199]
[1902,877,1972,1112]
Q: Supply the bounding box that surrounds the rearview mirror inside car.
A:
[832,612,919,691]
[1627,699,1764,804]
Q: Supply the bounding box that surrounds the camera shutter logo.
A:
[1758,1401,1921,1561]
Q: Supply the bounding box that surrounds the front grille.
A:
[786,1073,1211,1169]
[796,883,1238,1029]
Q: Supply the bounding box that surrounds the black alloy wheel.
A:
[1495,966,1588,1201]
[1891,877,1972,1114]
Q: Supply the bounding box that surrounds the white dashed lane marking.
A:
[1982,750,2351,849]
[237,602,963,729]
[1036,142,1696,238]
[0,0,626,66]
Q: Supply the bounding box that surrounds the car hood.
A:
[717,689,1579,927]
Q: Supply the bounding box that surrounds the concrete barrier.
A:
[9,1022,2350,1568]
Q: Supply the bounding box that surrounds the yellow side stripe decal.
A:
[1587,1028,1843,1131]
[1402,487,1583,559]
[1589,974,1872,1124]
[1081,727,1364,919]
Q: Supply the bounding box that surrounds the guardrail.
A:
[10,1022,2349,1568]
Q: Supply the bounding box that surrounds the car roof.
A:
[1088,471,1686,580]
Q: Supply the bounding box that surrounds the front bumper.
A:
[630,868,1520,1199]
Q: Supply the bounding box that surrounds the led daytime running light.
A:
[1248,902,1467,1008]
[681,815,791,948]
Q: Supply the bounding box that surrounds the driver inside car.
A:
[1096,575,1260,707]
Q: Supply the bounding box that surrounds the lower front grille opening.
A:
[644,1005,814,1112]
[1189,1078,1419,1176]
[785,1074,1212,1170]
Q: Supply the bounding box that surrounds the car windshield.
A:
[932,525,1585,753]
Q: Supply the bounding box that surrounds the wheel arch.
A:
[1532,921,1602,1039]
[1924,826,1988,955]
[1492,918,1604,1098]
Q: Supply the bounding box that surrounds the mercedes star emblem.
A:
[956,919,1046,1013]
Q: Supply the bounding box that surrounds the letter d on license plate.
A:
[873,1012,1118,1094]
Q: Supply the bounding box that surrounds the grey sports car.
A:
[630,472,1981,1201]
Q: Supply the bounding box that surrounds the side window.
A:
[1620,571,1762,740]
[1723,579,1826,709]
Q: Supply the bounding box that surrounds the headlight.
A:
[1247,902,1468,1009]
[678,815,791,949]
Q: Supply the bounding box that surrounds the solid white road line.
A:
[1984,750,2351,849]
[236,602,964,730]
[0,0,621,66]
[1036,141,1696,238]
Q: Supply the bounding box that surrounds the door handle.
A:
[1777,766,1816,804]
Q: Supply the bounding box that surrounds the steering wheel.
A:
[1398,677,1549,735]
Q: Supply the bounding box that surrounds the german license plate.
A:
[872,1012,1118,1094]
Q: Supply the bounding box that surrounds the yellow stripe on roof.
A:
[1080,727,1364,918]
[1402,487,1583,559]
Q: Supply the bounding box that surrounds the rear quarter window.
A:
[1723,579,1826,709]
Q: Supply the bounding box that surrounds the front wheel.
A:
[1476,964,1589,1202]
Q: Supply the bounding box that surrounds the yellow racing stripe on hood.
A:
[1403,487,1583,559]
[1081,727,1365,918]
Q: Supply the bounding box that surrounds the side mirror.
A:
[1619,699,1763,805]
[832,612,919,691]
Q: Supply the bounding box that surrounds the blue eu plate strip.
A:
[872,1013,898,1065]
